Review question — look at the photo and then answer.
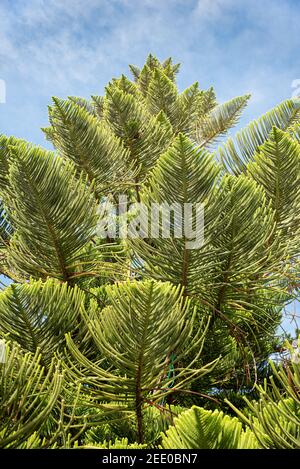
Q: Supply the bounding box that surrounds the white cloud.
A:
[17,0,104,25]
[194,0,235,19]
[0,0,299,145]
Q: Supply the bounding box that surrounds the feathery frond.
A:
[219,99,300,174]
[228,341,300,448]
[194,94,250,147]
[161,405,259,449]
[0,340,63,448]
[45,97,131,197]
[0,279,84,365]
[65,280,217,443]
[247,126,300,237]
[4,143,98,281]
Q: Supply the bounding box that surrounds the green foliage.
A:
[103,85,173,190]
[248,126,300,236]
[219,99,300,174]
[1,143,98,281]
[161,405,259,449]
[0,279,84,365]
[44,97,131,197]
[0,53,300,449]
[228,343,300,448]
[0,340,63,448]
[129,133,220,291]
[193,94,250,147]
[65,280,217,443]
[83,404,185,446]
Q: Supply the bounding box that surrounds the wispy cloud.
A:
[194,0,235,19]
[0,0,299,143]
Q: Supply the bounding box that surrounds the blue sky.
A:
[0,0,299,334]
[1,0,300,145]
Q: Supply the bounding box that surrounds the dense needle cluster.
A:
[0,55,300,448]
